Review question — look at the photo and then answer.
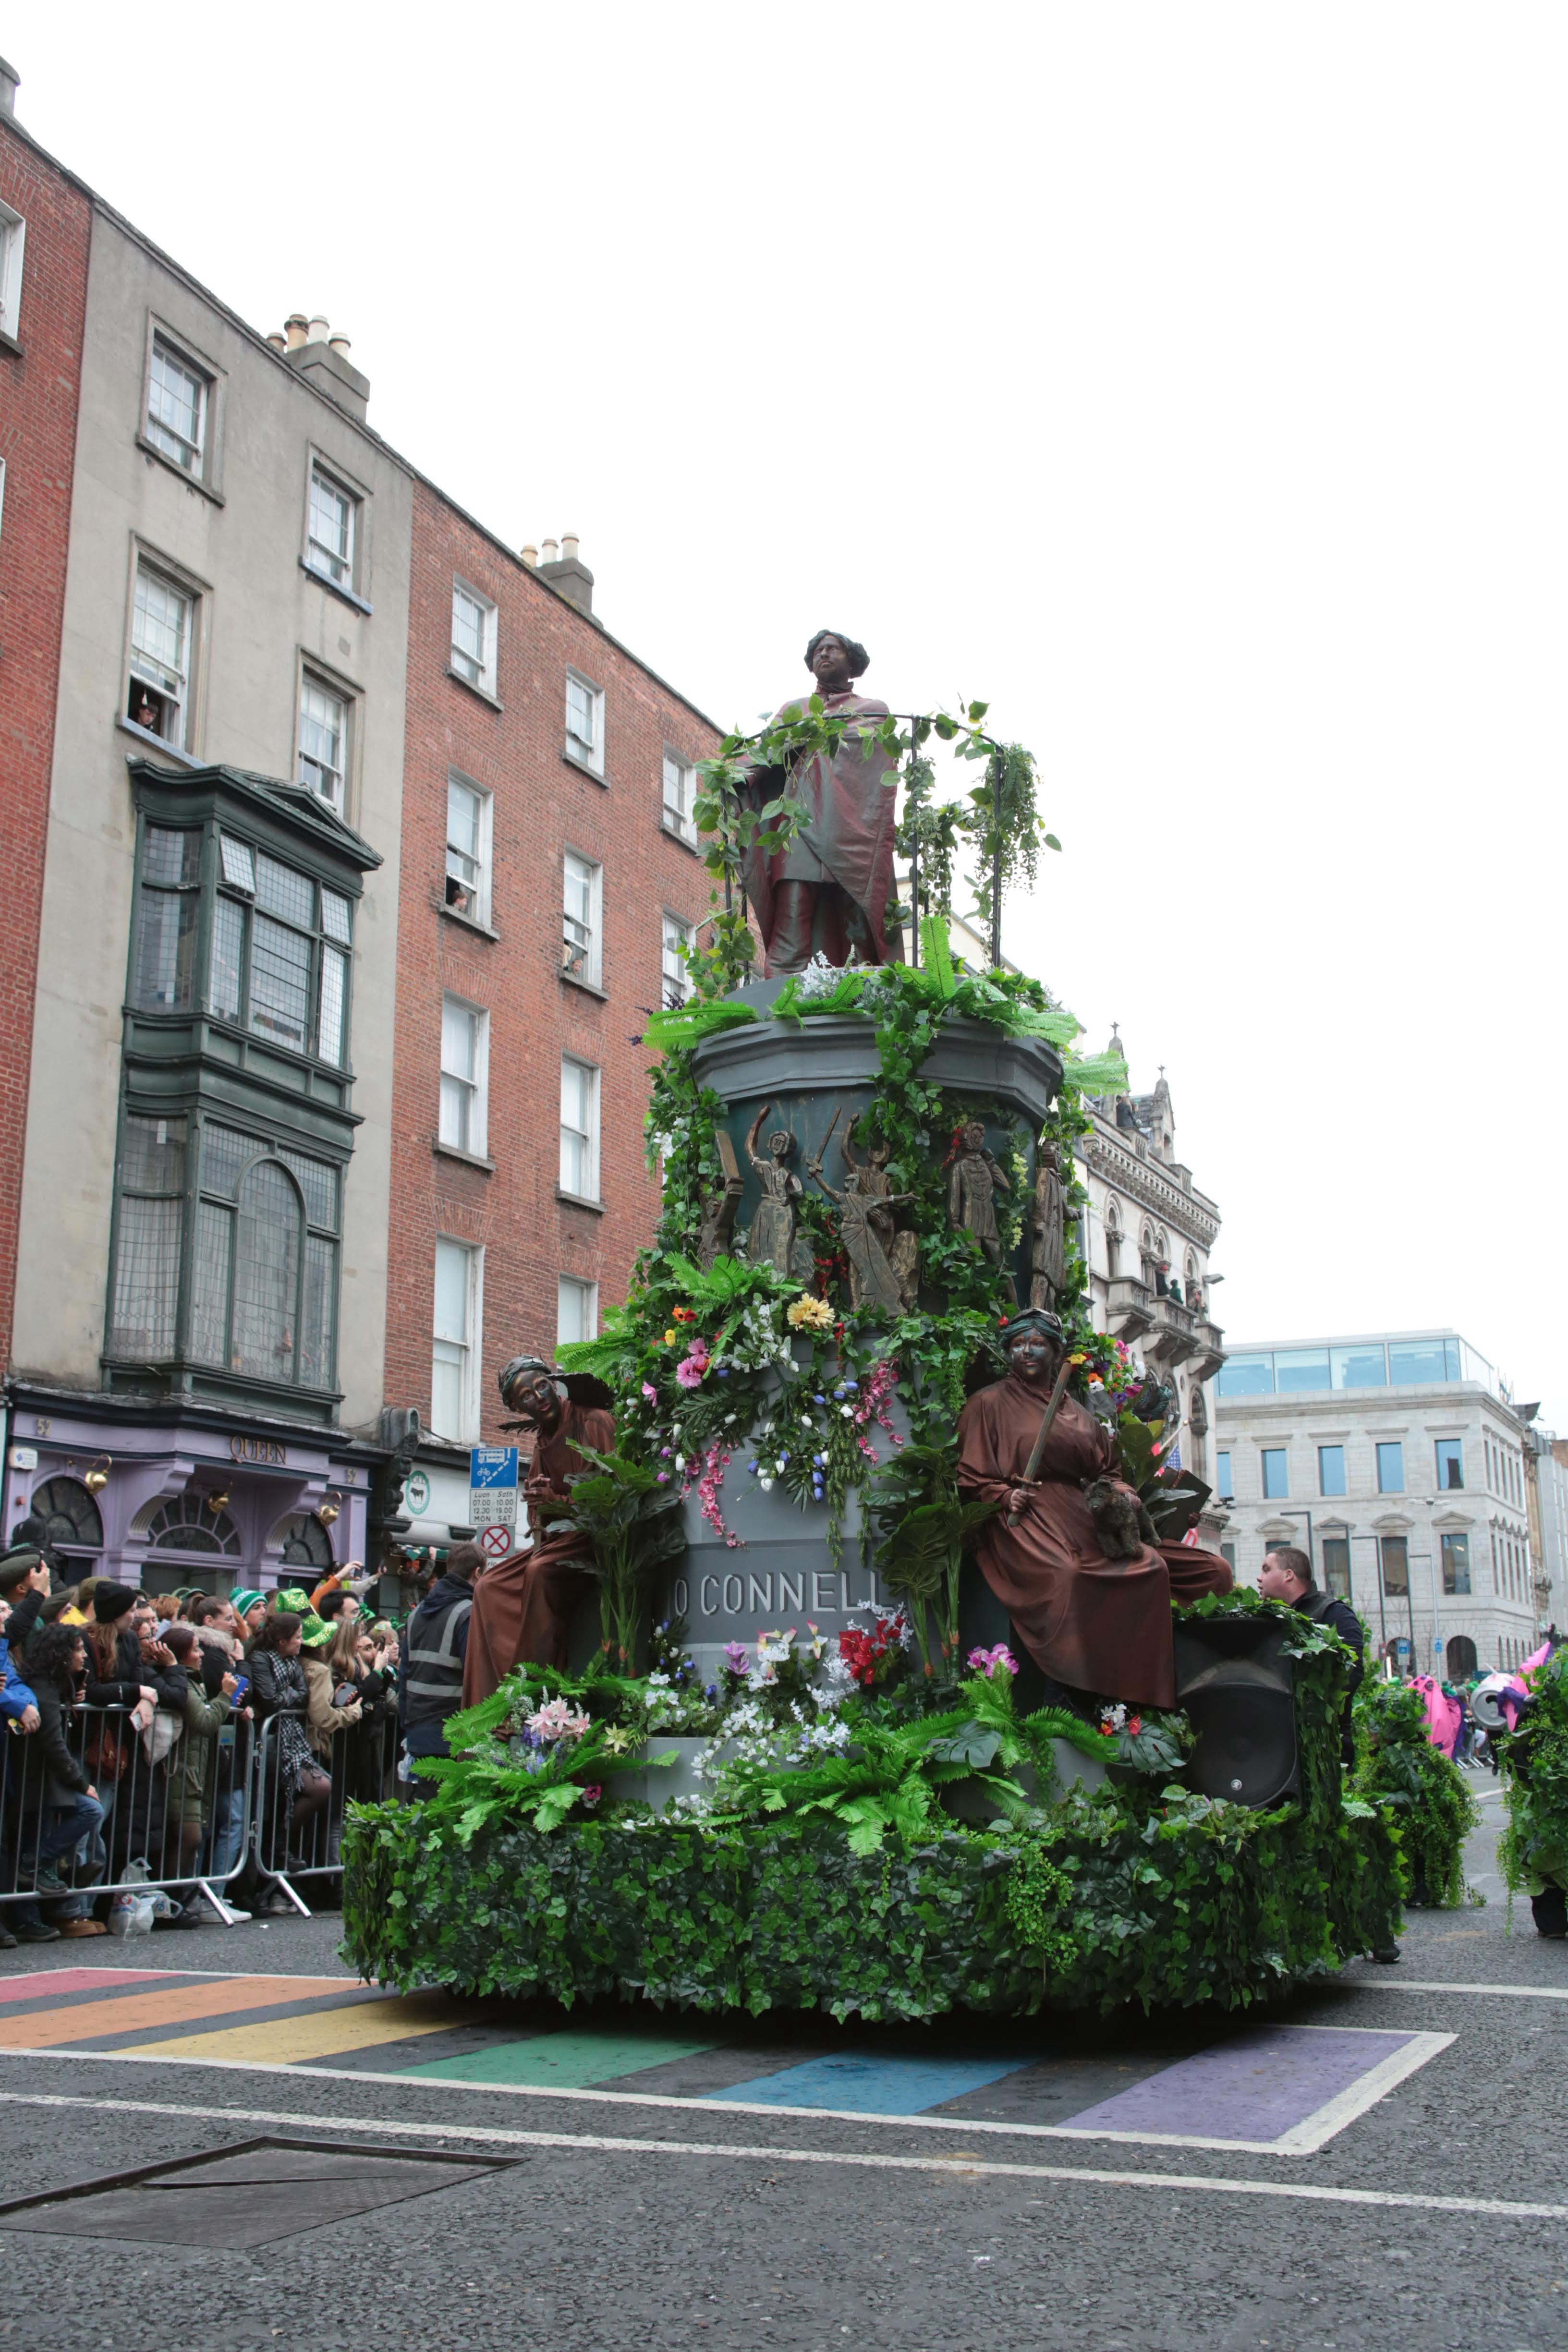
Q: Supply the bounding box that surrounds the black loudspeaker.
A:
[1172,1617,1299,1809]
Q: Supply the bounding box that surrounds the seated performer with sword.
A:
[956,1309,1232,1713]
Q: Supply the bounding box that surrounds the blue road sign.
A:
[470,1446,519,1490]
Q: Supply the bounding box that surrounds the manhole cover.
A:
[0,2135,510,2248]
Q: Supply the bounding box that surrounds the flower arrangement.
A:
[787,1294,834,1333]
[839,1608,914,1692]
[968,1644,1018,1679]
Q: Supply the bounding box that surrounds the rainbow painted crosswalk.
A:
[0,1966,1448,2156]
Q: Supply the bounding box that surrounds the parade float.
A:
[343,634,1402,2014]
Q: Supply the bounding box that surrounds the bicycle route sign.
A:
[469,1446,519,1561]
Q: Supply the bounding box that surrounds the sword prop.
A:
[1006,1358,1075,1526]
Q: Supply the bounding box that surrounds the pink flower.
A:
[641,1382,657,1405]
[581,1784,602,1805]
[675,1347,708,1391]
[967,1644,1018,1677]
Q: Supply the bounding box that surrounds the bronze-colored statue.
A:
[1029,1140,1067,1311]
[947,1119,1014,1296]
[463,1356,615,1700]
[740,631,899,976]
[743,1103,810,1280]
[695,1130,745,1269]
[807,1109,916,1317]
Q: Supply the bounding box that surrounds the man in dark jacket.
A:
[1260,1545,1364,1760]
[397,1543,480,1788]
[9,1622,105,1940]
[0,1536,55,1656]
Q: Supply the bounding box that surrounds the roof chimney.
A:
[266,330,287,352]
[281,310,371,423]
[535,532,596,618]
[0,58,19,116]
[521,545,538,568]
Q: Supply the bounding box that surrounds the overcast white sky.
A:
[12,4,1566,1414]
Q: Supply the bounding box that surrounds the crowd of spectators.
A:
[0,1518,401,1942]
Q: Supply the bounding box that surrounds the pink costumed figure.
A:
[1411,1673,1462,1758]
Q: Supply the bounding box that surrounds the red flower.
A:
[1127,1716,1142,1735]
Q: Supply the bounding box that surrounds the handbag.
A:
[140,1708,182,1768]
[85,1718,131,1781]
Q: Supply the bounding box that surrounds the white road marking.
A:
[0,2087,1561,2223]
[0,2028,1452,2159]
[1324,1978,1568,2002]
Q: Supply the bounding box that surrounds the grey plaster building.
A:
[5,150,413,1588]
[1215,1330,1543,1676]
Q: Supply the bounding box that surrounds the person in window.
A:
[9,1623,107,1940]
[246,1610,334,1913]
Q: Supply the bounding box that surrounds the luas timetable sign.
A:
[469,1446,519,1561]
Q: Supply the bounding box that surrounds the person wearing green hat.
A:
[229,1592,267,1649]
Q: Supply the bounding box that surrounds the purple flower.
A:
[656,1471,669,1483]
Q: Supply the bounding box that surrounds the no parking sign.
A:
[469,1446,519,1561]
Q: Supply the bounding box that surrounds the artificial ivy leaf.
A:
[967,700,989,722]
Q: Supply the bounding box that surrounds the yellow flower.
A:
[663,1329,680,1346]
[1070,1351,1087,1364]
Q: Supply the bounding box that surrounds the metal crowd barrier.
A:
[250,1704,401,1918]
[0,1699,255,1925]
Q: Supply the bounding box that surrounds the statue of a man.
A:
[947,1119,1012,1288]
[741,630,899,975]
[1029,1141,1067,1311]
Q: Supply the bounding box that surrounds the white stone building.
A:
[1214,1330,1544,1675]
[1076,1046,1227,1517]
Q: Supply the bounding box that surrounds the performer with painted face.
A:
[956,1309,1232,1711]
[461,1356,615,1704]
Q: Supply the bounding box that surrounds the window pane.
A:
[441,998,475,1081]
[560,1058,587,1131]
[1217,1353,1273,1396]
[661,914,692,1006]
[557,1275,596,1347]
[231,1161,300,1380]
[1375,1441,1404,1493]
[248,914,311,1051]
[277,1148,338,1231]
[1317,1444,1346,1497]
[1322,1537,1351,1599]
[202,1123,259,1200]
[299,1234,336,1389]
[566,675,596,749]
[446,781,482,895]
[434,1239,470,1344]
[1261,1448,1288,1499]
[320,889,352,945]
[134,885,197,1011]
[452,586,486,679]
[1381,1536,1409,1596]
[439,1074,471,1152]
[1273,1349,1330,1393]
[563,854,596,978]
[1434,1439,1464,1491]
[431,1342,465,1439]
[144,826,199,886]
[1331,1343,1386,1389]
[317,945,346,1066]
[109,1195,182,1356]
[1215,1449,1232,1498]
[1441,1532,1471,1596]
[255,852,315,927]
[148,340,204,467]
[209,895,243,1021]
[1444,1338,1462,1379]
[190,1200,231,1364]
[119,1112,186,1194]
[1388,1339,1449,1385]
[298,677,347,805]
[219,835,255,893]
[307,469,353,582]
[131,569,190,689]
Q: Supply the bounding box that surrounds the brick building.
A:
[0,64,91,1372]
[383,500,720,1541]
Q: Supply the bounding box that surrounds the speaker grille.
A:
[1182,1684,1298,1807]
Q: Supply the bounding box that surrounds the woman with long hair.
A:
[245,1611,332,1915]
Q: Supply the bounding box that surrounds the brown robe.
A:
[741,689,899,970]
[462,1401,615,1704]
[956,1373,1231,1710]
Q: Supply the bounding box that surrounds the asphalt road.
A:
[0,1782,1561,2352]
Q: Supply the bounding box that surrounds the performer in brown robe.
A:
[741,630,899,974]
[462,1357,615,1704]
[956,1310,1232,1710]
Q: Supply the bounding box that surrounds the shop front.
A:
[3,1383,378,1599]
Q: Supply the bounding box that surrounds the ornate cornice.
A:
[1079,1130,1221,1250]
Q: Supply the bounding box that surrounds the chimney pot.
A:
[266,330,287,352]
[541,537,559,565]
[521,545,538,568]
[561,533,580,563]
[306,315,330,345]
[0,58,19,116]
[328,332,352,358]
[285,313,309,352]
